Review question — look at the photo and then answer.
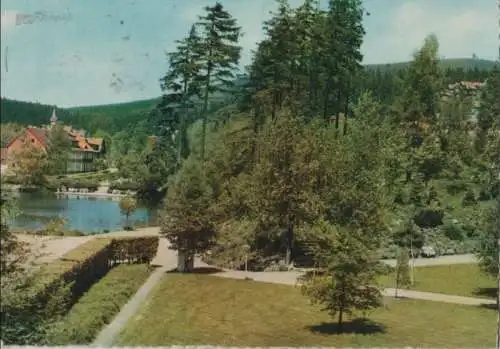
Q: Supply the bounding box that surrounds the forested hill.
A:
[1,58,497,132]
[0,97,73,126]
[366,58,498,72]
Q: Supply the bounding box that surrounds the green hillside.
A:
[365,58,498,72]
[0,98,72,126]
[68,97,161,116]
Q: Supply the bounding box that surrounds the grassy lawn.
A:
[116,274,496,348]
[379,263,496,299]
[46,264,151,345]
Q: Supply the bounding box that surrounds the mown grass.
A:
[379,263,497,299]
[45,264,151,345]
[116,274,496,348]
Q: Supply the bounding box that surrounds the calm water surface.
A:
[11,192,158,234]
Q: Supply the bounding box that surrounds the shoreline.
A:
[55,191,126,199]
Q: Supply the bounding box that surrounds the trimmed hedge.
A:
[45,264,151,345]
[109,236,159,265]
[34,238,113,308]
[1,235,159,344]
[33,236,159,305]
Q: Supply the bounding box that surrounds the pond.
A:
[9,192,159,234]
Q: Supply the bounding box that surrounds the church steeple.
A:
[50,108,57,126]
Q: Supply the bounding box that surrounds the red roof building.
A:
[2,109,106,173]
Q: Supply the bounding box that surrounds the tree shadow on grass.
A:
[472,287,498,299]
[166,266,224,274]
[479,303,497,311]
[307,318,386,335]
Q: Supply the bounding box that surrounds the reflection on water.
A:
[11,192,159,234]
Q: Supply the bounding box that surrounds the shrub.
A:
[413,208,444,228]
[445,180,470,195]
[461,189,477,206]
[109,180,139,192]
[1,238,112,345]
[1,175,22,185]
[109,236,159,265]
[35,238,113,305]
[44,264,151,345]
[440,220,466,241]
[1,236,159,344]
[478,187,491,201]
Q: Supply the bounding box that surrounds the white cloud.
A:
[371,1,497,62]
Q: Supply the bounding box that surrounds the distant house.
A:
[3,109,106,173]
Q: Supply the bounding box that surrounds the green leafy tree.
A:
[47,124,72,175]
[394,247,411,297]
[196,2,242,162]
[118,139,175,202]
[475,67,500,152]
[300,220,385,332]
[243,114,314,265]
[477,110,500,277]
[119,196,137,228]
[0,198,27,277]
[8,143,49,186]
[160,157,215,272]
[0,123,23,147]
[400,34,443,146]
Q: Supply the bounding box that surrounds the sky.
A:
[0,0,498,108]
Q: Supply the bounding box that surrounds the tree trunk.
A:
[200,39,213,163]
[285,224,294,266]
[177,250,195,272]
[334,89,341,130]
[322,78,330,122]
[337,308,343,333]
[395,271,399,299]
[177,81,189,170]
[343,84,350,136]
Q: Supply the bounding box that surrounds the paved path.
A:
[383,288,496,306]
[382,253,477,267]
[210,269,495,306]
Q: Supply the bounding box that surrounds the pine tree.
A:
[196,2,242,162]
[300,222,384,332]
[401,34,443,141]
[159,24,202,169]
[322,0,365,130]
[160,157,215,272]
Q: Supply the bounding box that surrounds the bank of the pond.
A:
[9,192,159,234]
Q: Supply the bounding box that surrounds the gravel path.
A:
[383,288,496,306]
[382,253,477,267]
[210,270,495,306]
